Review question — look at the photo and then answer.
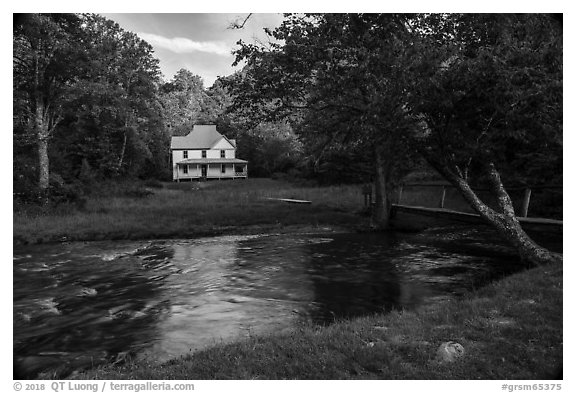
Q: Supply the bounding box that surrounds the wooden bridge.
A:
[390,204,563,234]
[362,182,563,234]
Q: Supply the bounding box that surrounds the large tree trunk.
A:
[37,135,49,191]
[35,100,50,191]
[372,147,392,229]
[443,161,561,265]
[33,50,50,192]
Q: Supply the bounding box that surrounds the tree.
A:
[240,121,303,177]
[14,13,172,193]
[13,14,84,193]
[229,14,418,227]
[408,14,562,264]
[160,69,207,136]
[53,13,165,179]
[199,78,234,124]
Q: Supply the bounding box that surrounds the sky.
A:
[100,13,284,88]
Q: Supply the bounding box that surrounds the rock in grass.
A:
[436,341,465,363]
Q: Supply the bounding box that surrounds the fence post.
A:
[362,183,372,207]
[440,186,447,209]
[520,188,532,218]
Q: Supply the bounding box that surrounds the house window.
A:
[183,165,188,174]
[220,150,226,158]
[221,164,226,174]
[183,150,188,159]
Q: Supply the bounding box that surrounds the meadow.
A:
[13,179,366,245]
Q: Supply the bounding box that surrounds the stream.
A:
[13,225,560,378]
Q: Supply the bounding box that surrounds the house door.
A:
[201,165,207,178]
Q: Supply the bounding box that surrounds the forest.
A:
[13,13,562,265]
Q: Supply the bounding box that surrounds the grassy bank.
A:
[14,179,366,245]
[76,260,562,380]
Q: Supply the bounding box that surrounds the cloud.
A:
[137,32,231,56]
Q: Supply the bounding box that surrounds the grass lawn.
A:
[13,179,366,245]
[75,259,562,380]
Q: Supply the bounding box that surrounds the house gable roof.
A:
[211,137,235,150]
[170,125,234,149]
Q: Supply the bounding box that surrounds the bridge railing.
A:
[393,183,562,220]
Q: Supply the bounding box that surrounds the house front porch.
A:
[173,158,248,181]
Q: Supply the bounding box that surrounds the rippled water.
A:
[14,226,557,378]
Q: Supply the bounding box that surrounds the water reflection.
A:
[305,233,404,323]
[140,235,312,361]
[14,226,557,378]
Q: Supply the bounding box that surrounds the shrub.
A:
[48,179,87,209]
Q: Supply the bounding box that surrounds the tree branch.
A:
[229,14,253,30]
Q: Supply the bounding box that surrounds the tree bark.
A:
[35,99,50,192]
[37,135,49,191]
[372,147,392,229]
[429,157,561,265]
[33,47,50,193]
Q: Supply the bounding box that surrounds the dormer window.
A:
[202,150,207,158]
[220,150,226,158]
[183,150,188,159]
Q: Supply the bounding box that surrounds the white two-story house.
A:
[170,125,248,181]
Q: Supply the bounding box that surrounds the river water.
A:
[13,226,560,378]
